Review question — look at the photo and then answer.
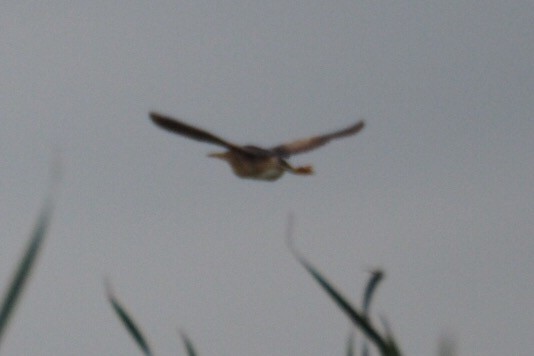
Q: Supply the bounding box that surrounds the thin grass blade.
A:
[0,196,54,346]
[380,316,403,356]
[285,216,389,354]
[363,269,384,315]
[179,330,198,356]
[362,269,384,356]
[105,282,152,356]
[297,255,388,353]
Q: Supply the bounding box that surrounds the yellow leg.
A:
[291,165,314,175]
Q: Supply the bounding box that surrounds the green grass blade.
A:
[0,196,54,347]
[105,282,152,356]
[286,215,401,355]
[362,269,384,356]
[179,330,198,356]
[296,254,389,353]
[285,219,388,354]
[363,269,384,315]
[380,316,403,356]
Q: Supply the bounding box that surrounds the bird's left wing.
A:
[271,120,365,157]
[150,112,242,151]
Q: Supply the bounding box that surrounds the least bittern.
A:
[150,112,365,181]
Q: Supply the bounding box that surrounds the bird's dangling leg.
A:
[280,160,314,175]
[292,165,314,175]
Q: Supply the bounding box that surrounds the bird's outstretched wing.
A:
[150,112,243,151]
[271,120,365,157]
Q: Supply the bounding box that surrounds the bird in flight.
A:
[150,112,365,181]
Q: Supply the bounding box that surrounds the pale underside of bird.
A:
[150,112,365,181]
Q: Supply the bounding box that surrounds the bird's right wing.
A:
[271,120,365,157]
[150,112,242,150]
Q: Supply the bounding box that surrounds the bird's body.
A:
[209,151,286,181]
[150,112,364,181]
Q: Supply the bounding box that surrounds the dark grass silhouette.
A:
[107,216,408,355]
[0,164,59,349]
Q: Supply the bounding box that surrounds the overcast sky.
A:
[1,1,533,355]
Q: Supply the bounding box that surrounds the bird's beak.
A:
[207,152,227,160]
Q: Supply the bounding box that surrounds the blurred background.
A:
[1,1,533,355]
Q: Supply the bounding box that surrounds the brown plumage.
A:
[150,112,365,181]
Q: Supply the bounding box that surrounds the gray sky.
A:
[1,1,533,355]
